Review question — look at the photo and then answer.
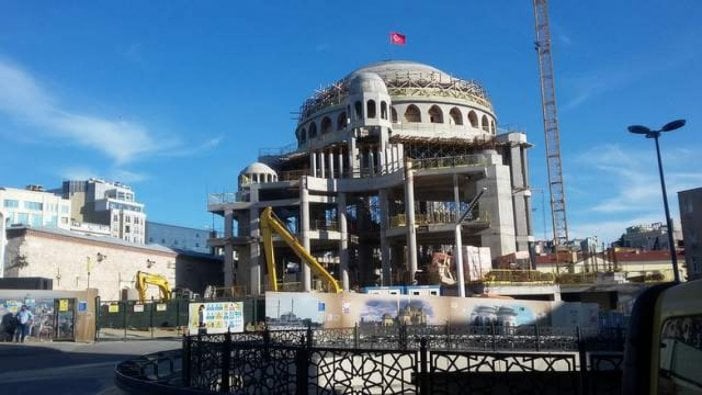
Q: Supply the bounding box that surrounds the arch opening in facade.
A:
[404,104,421,123]
[481,115,489,132]
[468,111,478,128]
[367,100,377,119]
[337,112,347,130]
[429,105,444,124]
[321,117,332,134]
[449,107,463,125]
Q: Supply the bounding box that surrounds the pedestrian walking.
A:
[15,305,33,343]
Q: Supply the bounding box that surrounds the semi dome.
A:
[348,72,388,95]
[239,162,276,176]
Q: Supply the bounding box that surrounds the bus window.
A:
[658,314,702,394]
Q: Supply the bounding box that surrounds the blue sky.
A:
[1,1,701,244]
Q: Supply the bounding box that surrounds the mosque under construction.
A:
[208,60,534,295]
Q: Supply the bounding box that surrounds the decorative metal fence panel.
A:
[180,325,625,394]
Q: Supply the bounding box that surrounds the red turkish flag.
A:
[390,32,406,46]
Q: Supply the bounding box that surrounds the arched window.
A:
[468,111,478,128]
[490,120,496,134]
[449,107,463,125]
[481,115,489,131]
[404,105,421,123]
[391,107,398,123]
[428,105,444,123]
[300,128,307,143]
[337,112,347,130]
[321,117,332,134]
[367,100,377,118]
[380,101,388,120]
[354,101,363,120]
[308,122,317,138]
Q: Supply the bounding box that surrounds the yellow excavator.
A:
[260,207,341,293]
[135,271,172,303]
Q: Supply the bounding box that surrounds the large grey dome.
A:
[347,60,455,84]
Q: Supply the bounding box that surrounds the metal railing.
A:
[483,270,556,285]
[390,209,490,228]
[410,154,486,170]
[179,324,625,394]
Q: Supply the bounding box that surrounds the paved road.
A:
[0,339,181,395]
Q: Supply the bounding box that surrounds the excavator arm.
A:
[260,207,341,293]
[135,271,172,303]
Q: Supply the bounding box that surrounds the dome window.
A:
[308,122,318,138]
[321,117,332,134]
[449,107,463,125]
[391,107,398,123]
[367,100,377,118]
[381,101,388,120]
[354,101,363,120]
[300,128,307,144]
[337,112,347,130]
[481,115,489,132]
[468,111,479,128]
[404,105,421,123]
[429,105,444,124]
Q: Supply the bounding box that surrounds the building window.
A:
[367,100,377,118]
[125,216,131,223]
[481,115,489,131]
[354,101,363,120]
[380,101,388,120]
[24,201,43,210]
[29,214,42,227]
[321,117,332,134]
[16,213,29,224]
[337,112,347,130]
[468,111,478,128]
[3,199,19,208]
[308,122,317,138]
[125,225,131,233]
[449,107,463,125]
[391,107,398,123]
[428,105,444,123]
[404,105,421,123]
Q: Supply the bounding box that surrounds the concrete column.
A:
[224,209,235,287]
[378,148,386,175]
[404,163,418,283]
[249,207,261,295]
[310,151,317,177]
[338,148,344,178]
[338,193,349,291]
[349,137,357,178]
[379,189,391,285]
[318,151,326,178]
[300,181,312,291]
[453,174,466,297]
[328,150,335,178]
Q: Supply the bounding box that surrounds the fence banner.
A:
[188,302,244,334]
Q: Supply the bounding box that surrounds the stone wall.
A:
[4,228,176,301]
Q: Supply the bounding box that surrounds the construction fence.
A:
[95,296,265,341]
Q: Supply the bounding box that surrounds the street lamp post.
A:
[628,119,686,283]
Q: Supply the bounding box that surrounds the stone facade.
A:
[3,227,176,301]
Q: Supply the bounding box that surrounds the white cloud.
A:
[0,58,217,168]
[566,143,702,243]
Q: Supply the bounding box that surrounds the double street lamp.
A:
[627,119,686,283]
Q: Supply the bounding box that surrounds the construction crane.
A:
[533,0,569,249]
